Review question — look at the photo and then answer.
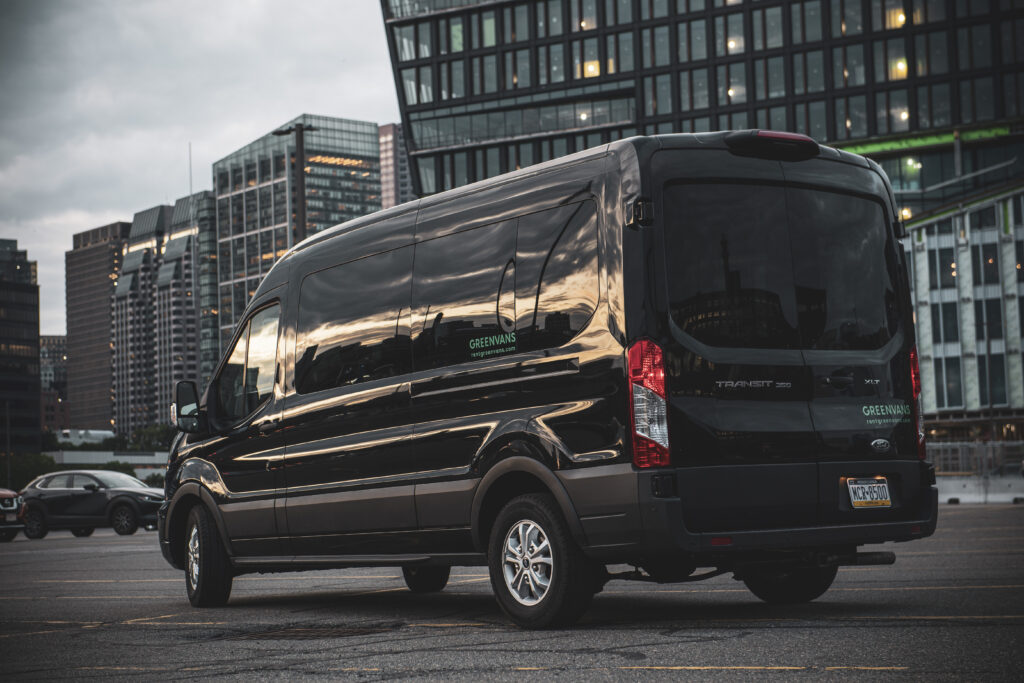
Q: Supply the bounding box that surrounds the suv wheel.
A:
[23,509,47,540]
[403,566,451,593]
[111,505,138,535]
[185,505,233,607]
[488,493,598,629]
[71,527,95,538]
[742,564,839,604]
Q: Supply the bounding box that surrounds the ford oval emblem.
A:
[871,438,892,454]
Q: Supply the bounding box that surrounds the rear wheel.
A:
[402,566,451,593]
[71,527,95,537]
[23,509,47,540]
[0,530,17,542]
[743,564,838,604]
[185,505,233,607]
[111,505,138,535]
[488,493,599,629]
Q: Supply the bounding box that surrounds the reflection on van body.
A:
[160,132,937,628]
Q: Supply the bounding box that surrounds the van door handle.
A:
[258,420,281,433]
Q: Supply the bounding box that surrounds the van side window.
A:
[515,200,599,352]
[216,303,280,424]
[295,247,413,394]
[412,219,517,369]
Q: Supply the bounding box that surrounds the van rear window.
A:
[663,182,898,351]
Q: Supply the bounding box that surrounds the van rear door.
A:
[652,150,918,533]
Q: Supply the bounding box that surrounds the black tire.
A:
[110,505,138,535]
[487,493,599,629]
[71,527,95,538]
[185,505,233,607]
[23,508,47,540]
[743,564,839,604]
[402,565,451,593]
[0,530,17,542]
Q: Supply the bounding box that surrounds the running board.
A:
[231,553,486,573]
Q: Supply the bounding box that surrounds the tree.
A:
[130,424,176,452]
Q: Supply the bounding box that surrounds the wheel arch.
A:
[164,483,233,569]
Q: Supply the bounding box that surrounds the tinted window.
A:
[515,201,599,352]
[663,183,898,350]
[92,472,146,489]
[71,474,100,489]
[44,474,72,489]
[216,304,280,425]
[296,247,413,394]
[413,219,517,369]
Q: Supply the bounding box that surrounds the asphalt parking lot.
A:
[1,504,1022,681]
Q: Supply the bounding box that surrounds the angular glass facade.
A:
[211,114,381,360]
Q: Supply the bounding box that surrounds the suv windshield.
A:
[663,182,899,350]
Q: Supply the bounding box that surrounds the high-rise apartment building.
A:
[382,0,1024,438]
[40,335,69,432]
[66,221,131,430]
[211,114,381,356]
[0,239,40,454]
[381,123,416,208]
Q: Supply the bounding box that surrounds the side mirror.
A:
[83,483,98,492]
[172,381,206,434]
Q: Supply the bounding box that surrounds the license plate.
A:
[847,477,891,508]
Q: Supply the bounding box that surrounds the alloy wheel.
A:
[501,519,554,606]
[187,524,200,589]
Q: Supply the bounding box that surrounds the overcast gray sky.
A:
[0,0,400,335]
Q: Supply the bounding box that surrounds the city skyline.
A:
[0,0,402,336]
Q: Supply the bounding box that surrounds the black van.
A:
[161,132,937,628]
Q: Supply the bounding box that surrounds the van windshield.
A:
[663,182,899,350]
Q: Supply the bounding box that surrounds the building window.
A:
[505,49,533,88]
[876,88,910,134]
[640,0,670,19]
[679,67,710,111]
[573,37,601,77]
[871,0,909,30]
[472,10,498,48]
[641,26,671,68]
[1006,72,1024,118]
[538,43,567,84]
[835,94,868,139]
[912,0,946,23]
[874,38,909,81]
[978,354,1007,407]
[831,0,864,37]
[794,100,827,140]
[933,357,964,409]
[645,74,674,116]
[438,16,464,54]
[718,111,749,130]
[677,0,708,12]
[756,106,788,131]
[959,77,994,123]
[537,0,564,37]
[570,0,598,31]
[715,13,745,55]
[605,0,633,24]
[791,1,823,44]
[504,4,531,43]
[677,19,707,62]
[1000,17,1023,65]
[833,44,867,87]
[754,56,786,100]
[971,242,1000,286]
[914,31,948,76]
[956,0,991,17]
[395,24,415,61]
[751,6,784,50]
[793,50,825,95]
[439,60,466,99]
[957,24,992,70]
[606,31,634,74]
[471,55,499,95]
[917,83,952,128]
[717,62,748,106]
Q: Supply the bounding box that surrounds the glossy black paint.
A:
[22,470,162,531]
[160,133,936,581]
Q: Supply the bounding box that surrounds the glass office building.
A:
[382,1,1024,437]
[211,114,381,361]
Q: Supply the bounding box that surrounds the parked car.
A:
[161,132,937,628]
[21,470,163,539]
[0,488,26,541]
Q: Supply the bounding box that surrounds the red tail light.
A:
[627,340,670,468]
[910,346,926,460]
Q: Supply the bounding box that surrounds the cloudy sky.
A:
[0,0,400,335]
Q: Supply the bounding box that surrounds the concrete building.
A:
[381,0,1024,439]
[211,114,381,357]
[381,123,416,208]
[65,222,131,430]
[0,239,40,454]
[40,335,69,432]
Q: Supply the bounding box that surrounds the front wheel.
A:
[111,505,138,535]
[402,566,451,593]
[185,505,233,607]
[487,493,598,629]
[23,509,47,539]
[71,527,95,537]
[743,564,839,604]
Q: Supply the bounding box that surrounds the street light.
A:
[273,122,318,244]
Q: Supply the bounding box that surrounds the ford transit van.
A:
[161,132,937,628]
